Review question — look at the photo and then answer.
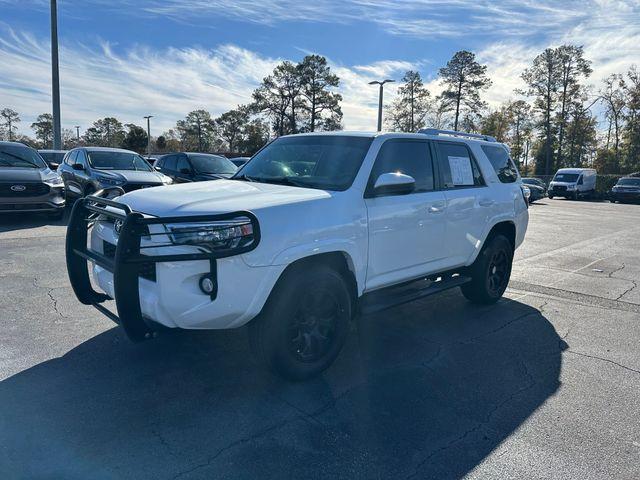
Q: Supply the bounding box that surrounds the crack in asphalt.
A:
[169,420,288,479]
[608,263,626,278]
[566,350,640,376]
[46,288,67,319]
[615,278,638,301]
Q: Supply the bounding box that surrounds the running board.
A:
[359,273,471,315]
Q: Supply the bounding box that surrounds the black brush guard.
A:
[65,193,260,342]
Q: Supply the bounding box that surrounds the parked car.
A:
[521,177,547,203]
[0,141,65,218]
[610,176,640,204]
[155,152,238,183]
[548,168,596,200]
[229,156,251,167]
[58,147,172,198]
[66,129,529,380]
[38,149,67,170]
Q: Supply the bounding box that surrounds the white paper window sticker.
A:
[448,156,474,186]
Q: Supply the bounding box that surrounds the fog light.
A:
[199,275,215,295]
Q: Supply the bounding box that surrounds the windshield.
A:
[617,178,640,186]
[235,135,373,191]
[88,151,153,171]
[39,152,65,164]
[522,178,541,186]
[553,173,579,183]
[0,144,47,169]
[190,154,238,175]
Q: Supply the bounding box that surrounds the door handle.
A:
[478,198,495,207]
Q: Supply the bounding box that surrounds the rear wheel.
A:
[461,234,513,304]
[249,264,352,381]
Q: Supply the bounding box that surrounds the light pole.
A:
[196,116,202,151]
[143,115,153,156]
[74,125,80,142]
[50,0,62,149]
[369,79,394,132]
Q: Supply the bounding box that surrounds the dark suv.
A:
[155,152,237,183]
[0,141,66,218]
[611,176,640,203]
[58,147,172,198]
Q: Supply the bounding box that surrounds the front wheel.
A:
[461,234,513,304]
[548,194,554,199]
[249,264,352,381]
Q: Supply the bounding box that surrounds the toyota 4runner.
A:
[66,129,529,380]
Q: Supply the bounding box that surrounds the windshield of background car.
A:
[236,135,373,191]
[88,151,153,171]
[522,178,542,186]
[553,173,579,182]
[0,144,47,168]
[617,178,640,186]
[190,154,238,175]
[39,152,65,164]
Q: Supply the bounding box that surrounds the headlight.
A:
[567,184,576,190]
[96,175,124,186]
[167,218,255,250]
[44,174,64,187]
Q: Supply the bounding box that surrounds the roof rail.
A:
[418,128,497,143]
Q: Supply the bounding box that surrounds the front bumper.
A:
[65,194,266,342]
[0,184,65,212]
[611,191,640,202]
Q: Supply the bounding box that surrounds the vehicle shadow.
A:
[0,207,70,233]
[0,292,563,479]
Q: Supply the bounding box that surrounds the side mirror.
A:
[154,166,162,171]
[372,172,415,196]
[72,163,85,171]
[48,162,59,170]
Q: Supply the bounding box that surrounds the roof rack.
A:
[417,128,497,143]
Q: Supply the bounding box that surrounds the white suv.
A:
[66,129,529,380]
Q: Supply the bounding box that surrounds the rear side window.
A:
[177,155,191,173]
[65,151,78,165]
[481,145,518,183]
[436,142,484,188]
[368,139,434,193]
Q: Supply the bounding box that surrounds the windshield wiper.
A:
[233,173,259,182]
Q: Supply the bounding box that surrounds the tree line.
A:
[1,48,639,174]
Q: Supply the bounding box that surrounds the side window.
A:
[436,142,484,188]
[177,155,191,173]
[368,140,434,194]
[76,150,88,167]
[65,150,78,165]
[164,155,177,172]
[481,145,518,183]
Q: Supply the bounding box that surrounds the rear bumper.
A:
[65,194,265,342]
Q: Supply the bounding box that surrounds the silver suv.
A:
[0,141,66,219]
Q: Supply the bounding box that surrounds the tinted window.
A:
[436,142,484,188]
[618,178,640,186]
[0,144,47,169]
[87,151,152,171]
[553,173,579,182]
[238,135,373,191]
[176,155,191,173]
[163,155,177,171]
[368,140,434,193]
[76,150,88,167]
[39,152,65,164]
[190,154,238,174]
[65,150,78,165]
[481,145,518,183]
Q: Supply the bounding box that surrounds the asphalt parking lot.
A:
[1,199,639,479]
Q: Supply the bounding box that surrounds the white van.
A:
[548,168,596,200]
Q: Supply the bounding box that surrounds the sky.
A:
[0,0,639,136]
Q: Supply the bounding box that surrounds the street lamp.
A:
[369,79,395,132]
[50,0,62,149]
[143,115,153,156]
[74,125,80,142]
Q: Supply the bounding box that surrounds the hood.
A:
[0,167,48,182]
[95,169,167,184]
[117,179,331,216]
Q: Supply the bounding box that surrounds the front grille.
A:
[102,240,156,282]
[0,182,50,197]
[122,183,161,192]
[0,203,53,211]
[552,185,567,193]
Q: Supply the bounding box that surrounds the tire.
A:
[548,195,554,199]
[249,264,352,381]
[461,234,513,305]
